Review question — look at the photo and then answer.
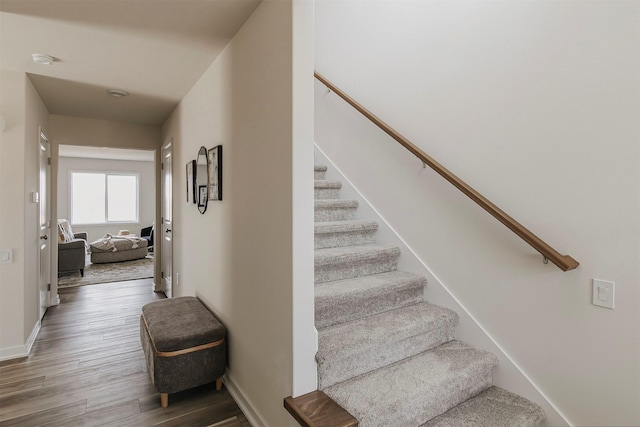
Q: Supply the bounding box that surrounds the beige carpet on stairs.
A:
[58,255,154,288]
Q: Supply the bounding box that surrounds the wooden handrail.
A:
[315,71,579,271]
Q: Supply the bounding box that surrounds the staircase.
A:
[285,164,546,427]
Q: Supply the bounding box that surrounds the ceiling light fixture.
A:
[32,54,54,66]
[107,89,129,98]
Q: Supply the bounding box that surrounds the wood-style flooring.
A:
[0,279,250,427]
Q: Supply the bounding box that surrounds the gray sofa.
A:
[58,232,88,277]
[90,238,148,264]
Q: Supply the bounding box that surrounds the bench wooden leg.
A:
[160,393,168,408]
[216,377,223,391]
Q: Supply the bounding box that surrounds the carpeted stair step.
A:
[315,245,401,284]
[323,341,499,427]
[315,180,342,199]
[317,302,459,388]
[315,220,379,249]
[421,386,546,427]
[315,271,426,329]
[314,164,328,180]
[315,199,359,222]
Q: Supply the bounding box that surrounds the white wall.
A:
[315,1,639,426]
[24,74,49,342]
[161,0,314,425]
[291,0,317,397]
[57,157,155,243]
[49,115,160,151]
[0,70,49,360]
[0,69,28,358]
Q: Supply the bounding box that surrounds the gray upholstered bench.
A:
[140,296,227,408]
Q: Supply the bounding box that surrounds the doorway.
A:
[55,145,156,289]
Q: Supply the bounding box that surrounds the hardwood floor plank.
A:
[43,359,144,388]
[0,358,27,369]
[0,279,250,426]
[119,384,233,426]
[0,377,45,396]
[0,370,142,421]
[39,400,141,427]
[84,372,157,412]
[22,339,142,366]
[78,350,144,369]
[0,400,87,427]
[0,360,80,386]
[101,327,141,341]
[37,319,127,341]
[154,399,242,427]
[210,416,244,427]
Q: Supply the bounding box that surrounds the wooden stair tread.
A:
[284,390,357,427]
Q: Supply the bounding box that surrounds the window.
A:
[70,172,139,225]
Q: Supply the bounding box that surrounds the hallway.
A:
[0,279,249,426]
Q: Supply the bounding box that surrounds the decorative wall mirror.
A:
[195,146,209,214]
[207,145,222,201]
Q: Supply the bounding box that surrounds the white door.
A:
[161,142,173,298]
[38,128,51,319]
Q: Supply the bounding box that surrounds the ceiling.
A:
[0,0,261,125]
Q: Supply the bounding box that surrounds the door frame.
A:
[160,139,173,297]
[37,127,52,317]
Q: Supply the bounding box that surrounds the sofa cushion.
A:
[90,237,147,253]
[59,239,87,251]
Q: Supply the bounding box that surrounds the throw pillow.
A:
[57,219,75,243]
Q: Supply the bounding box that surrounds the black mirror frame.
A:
[196,146,208,214]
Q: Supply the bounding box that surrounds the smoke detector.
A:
[32,54,54,66]
[107,89,129,98]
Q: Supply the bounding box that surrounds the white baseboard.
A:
[49,292,60,306]
[223,372,267,427]
[0,320,41,362]
[0,345,28,362]
[26,320,41,355]
[153,280,163,293]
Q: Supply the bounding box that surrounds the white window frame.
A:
[69,170,140,226]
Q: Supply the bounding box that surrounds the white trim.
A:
[49,292,60,306]
[0,345,28,362]
[223,372,267,427]
[315,144,572,426]
[25,320,41,355]
[0,320,41,362]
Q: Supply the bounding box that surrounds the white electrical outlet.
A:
[176,272,180,285]
[592,279,615,309]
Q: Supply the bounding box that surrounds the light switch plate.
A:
[0,249,12,264]
[592,279,615,309]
